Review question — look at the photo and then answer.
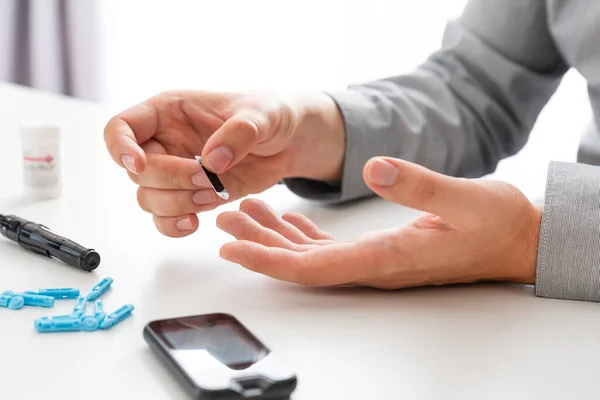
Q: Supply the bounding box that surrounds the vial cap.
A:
[20,123,61,141]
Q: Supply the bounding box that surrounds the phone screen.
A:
[149,314,270,371]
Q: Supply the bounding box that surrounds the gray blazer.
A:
[285,0,600,302]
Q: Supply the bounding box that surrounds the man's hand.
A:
[103,90,344,237]
[217,157,542,288]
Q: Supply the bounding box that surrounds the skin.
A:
[103,90,343,237]
[104,90,541,289]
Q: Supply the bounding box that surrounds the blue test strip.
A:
[99,304,134,330]
[35,317,82,333]
[37,288,80,299]
[20,293,55,308]
[86,277,113,302]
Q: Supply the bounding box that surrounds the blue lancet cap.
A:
[94,300,106,324]
[71,295,87,318]
[0,294,11,308]
[37,288,80,299]
[35,317,82,333]
[1,292,25,309]
[20,293,55,308]
[8,295,24,310]
[99,304,134,330]
[81,316,100,332]
[86,277,113,302]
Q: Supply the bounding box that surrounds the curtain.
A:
[0,0,99,101]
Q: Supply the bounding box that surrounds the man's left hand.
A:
[216,157,542,289]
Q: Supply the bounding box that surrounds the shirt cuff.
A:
[535,161,600,302]
[284,89,400,203]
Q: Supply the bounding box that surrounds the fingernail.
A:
[122,154,136,174]
[193,190,215,205]
[176,217,194,231]
[205,146,233,173]
[369,159,398,187]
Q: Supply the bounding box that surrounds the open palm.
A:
[218,158,541,289]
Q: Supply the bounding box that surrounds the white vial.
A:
[20,123,62,199]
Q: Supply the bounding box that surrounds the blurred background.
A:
[0,0,469,108]
[0,0,591,198]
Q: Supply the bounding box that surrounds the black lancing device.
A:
[0,214,100,271]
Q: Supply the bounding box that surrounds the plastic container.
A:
[20,123,62,199]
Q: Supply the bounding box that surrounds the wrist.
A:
[285,92,345,182]
[511,203,543,285]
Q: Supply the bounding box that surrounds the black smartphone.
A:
[143,313,297,399]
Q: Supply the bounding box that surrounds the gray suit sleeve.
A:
[284,0,568,201]
[535,161,600,302]
[283,1,600,303]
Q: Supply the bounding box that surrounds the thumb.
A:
[363,157,477,221]
[201,114,267,174]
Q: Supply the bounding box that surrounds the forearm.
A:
[283,1,567,204]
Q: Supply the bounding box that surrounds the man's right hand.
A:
[103,90,345,237]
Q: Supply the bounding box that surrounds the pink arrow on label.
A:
[24,155,54,163]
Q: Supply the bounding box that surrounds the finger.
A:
[137,187,219,217]
[141,139,168,155]
[216,211,308,251]
[363,157,477,222]
[220,241,370,286]
[129,153,212,190]
[153,214,199,238]
[104,100,158,175]
[281,212,337,241]
[239,199,319,245]
[201,114,267,174]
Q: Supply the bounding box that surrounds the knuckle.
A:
[103,117,117,143]
[155,90,176,103]
[275,99,298,138]
[156,90,170,99]
[167,172,185,190]
[239,198,257,211]
[293,271,313,286]
[137,188,151,213]
[164,97,184,120]
[292,253,317,286]
[381,234,403,257]
[234,117,260,140]
[412,172,436,209]
[271,217,284,232]
[281,212,296,221]
[127,170,140,184]
[152,215,169,236]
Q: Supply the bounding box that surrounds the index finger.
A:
[220,240,372,286]
[104,100,158,175]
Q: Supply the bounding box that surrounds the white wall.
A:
[99,0,468,109]
[98,0,592,199]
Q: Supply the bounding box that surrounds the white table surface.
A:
[1,82,600,400]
